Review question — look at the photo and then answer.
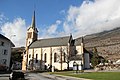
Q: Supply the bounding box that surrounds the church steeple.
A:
[31,10,36,30]
[26,10,38,47]
[22,9,38,71]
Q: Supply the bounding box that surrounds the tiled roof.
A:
[29,36,70,48]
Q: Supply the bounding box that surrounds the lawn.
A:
[50,71,120,80]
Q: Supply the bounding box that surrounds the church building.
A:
[22,11,90,71]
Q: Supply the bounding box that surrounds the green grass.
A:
[50,71,120,80]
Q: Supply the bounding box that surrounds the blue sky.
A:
[0,0,120,47]
[0,0,82,26]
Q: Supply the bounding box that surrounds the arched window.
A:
[36,54,38,63]
[44,53,47,63]
[63,52,66,62]
[54,53,57,62]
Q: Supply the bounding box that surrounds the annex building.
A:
[22,11,90,71]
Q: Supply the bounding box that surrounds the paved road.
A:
[0,72,89,80]
[0,73,54,80]
[26,73,54,80]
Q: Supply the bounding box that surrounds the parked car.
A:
[9,71,25,80]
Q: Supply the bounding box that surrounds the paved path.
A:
[26,73,53,80]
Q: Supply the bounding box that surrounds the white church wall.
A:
[69,60,82,70]
[52,46,68,70]
[76,46,83,55]
[27,48,43,70]
[27,45,89,70]
[27,49,33,65]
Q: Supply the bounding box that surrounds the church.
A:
[22,11,90,71]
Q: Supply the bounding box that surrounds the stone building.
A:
[22,11,90,71]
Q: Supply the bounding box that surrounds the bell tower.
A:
[22,10,38,70]
[26,10,38,46]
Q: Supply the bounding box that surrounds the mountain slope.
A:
[83,27,120,61]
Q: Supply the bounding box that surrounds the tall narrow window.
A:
[63,52,66,62]
[29,61,30,65]
[29,54,31,58]
[1,59,7,64]
[54,53,57,62]
[36,54,38,63]
[44,53,47,63]
[3,50,7,55]
[1,41,4,46]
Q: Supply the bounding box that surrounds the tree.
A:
[11,51,23,62]
[55,47,71,70]
[91,47,99,68]
[10,47,24,69]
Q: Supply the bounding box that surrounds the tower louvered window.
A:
[28,32,32,38]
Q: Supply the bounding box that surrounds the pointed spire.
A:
[81,36,84,43]
[69,33,72,43]
[31,10,36,29]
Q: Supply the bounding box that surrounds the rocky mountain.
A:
[83,27,120,62]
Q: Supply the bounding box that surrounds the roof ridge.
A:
[37,36,70,41]
[0,34,10,41]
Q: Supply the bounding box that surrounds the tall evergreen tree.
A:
[91,47,99,68]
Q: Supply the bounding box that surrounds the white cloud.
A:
[60,10,66,15]
[63,0,120,38]
[47,20,61,34]
[39,20,62,38]
[0,13,8,25]
[1,18,27,47]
